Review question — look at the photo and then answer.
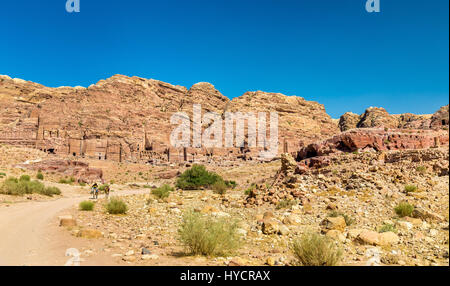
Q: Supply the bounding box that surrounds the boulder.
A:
[59,215,77,227]
[356,230,399,246]
[262,219,279,235]
[320,216,346,233]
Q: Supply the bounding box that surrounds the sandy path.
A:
[0,188,148,266]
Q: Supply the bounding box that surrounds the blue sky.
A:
[0,0,448,118]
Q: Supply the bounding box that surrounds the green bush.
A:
[244,184,256,196]
[152,184,173,199]
[42,186,61,197]
[0,177,60,197]
[212,181,228,195]
[99,184,110,192]
[79,200,95,211]
[395,202,414,217]
[178,210,241,256]
[378,223,397,233]
[19,175,31,182]
[36,172,44,180]
[416,166,426,173]
[224,180,237,189]
[176,165,223,190]
[328,211,355,226]
[291,232,342,266]
[404,185,418,193]
[58,177,75,184]
[106,198,128,214]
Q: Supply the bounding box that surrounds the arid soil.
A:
[0,143,448,266]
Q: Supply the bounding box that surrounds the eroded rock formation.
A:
[15,160,103,183]
[0,74,338,164]
[294,128,449,173]
[338,106,448,132]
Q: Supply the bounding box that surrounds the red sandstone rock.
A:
[0,74,338,164]
[297,128,449,161]
[16,159,103,183]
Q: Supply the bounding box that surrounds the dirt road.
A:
[0,188,148,266]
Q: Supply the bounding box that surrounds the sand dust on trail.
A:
[0,185,149,266]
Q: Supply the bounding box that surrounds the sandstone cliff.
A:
[0,74,339,163]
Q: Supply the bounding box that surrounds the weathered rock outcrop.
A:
[294,128,449,172]
[338,105,447,132]
[338,112,360,132]
[430,105,449,129]
[16,160,103,183]
[0,74,338,164]
[297,128,448,160]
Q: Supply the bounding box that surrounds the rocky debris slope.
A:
[62,146,449,266]
[338,106,449,132]
[243,153,306,207]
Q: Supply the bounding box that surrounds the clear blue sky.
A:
[0,0,448,118]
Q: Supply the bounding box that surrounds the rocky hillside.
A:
[0,74,338,161]
[338,106,449,132]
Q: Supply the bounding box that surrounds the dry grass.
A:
[178,210,241,257]
[291,232,343,266]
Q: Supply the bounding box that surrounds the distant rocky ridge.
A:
[0,74,338,164]
[338,106,449,132]
[0,74,448,165]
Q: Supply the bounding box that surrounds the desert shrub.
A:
[79,200,95,211]
[36,172,44,180]
[19,175,31,182]
[291,232,342,266]
[404,185,418,193]
[395,202,414,217]
[328,211,355,226]
[244,184,256,196]
[0,177,23,195]
[378,223,397,233]
[26,180,45,194]
[276,199,297,210]
[106,198,128,214]
[0,172,7,178]
[416,166,426,173]
[176,165,223,190]
[178,210,241,256]
[99,184,110,192]
[79,182,86,187]
[152,184,173,199]
[58,177,74,184]
[0,177,59,197]
[224,180,237,189]
[212,181,228,195]
[42,186,61,197]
